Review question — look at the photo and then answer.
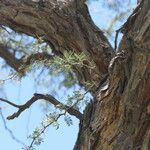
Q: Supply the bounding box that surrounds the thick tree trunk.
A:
[0,0,149,150]
[74,0,150,149]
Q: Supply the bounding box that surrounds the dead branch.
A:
[0,93,83,120]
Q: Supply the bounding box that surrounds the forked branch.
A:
[0,93,83,120]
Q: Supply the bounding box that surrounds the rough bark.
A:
[74,0,150,149]
[0,0,149,150]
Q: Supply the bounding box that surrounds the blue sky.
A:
[0,0,137,150]
[0,73,80,150]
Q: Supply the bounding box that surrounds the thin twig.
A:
[0,97,21,108]
[28,112,65,150]
[114,28,122,51]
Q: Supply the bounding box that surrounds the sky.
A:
[0,0,137,150]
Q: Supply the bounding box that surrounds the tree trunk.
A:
[74,1,150,149]
[0,0,150,150]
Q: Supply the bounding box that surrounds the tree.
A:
[0,0,150,150]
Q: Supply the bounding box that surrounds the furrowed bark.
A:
[0,0,113,90]
[74,0,150,149]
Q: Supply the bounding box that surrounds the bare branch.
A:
[0,93,83,120]
[0,98,21,108]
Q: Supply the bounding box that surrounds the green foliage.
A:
[67,90,83,106]
[66,90,90,112]
[49,51,95,88]
[30,128,44,146]
[49,51,94,73]
[64,115,73,126]
[26,90,90,149]
[26,113,61,150]
[12,50,95,90]
[61,72,77,88]
[83,80,97,90]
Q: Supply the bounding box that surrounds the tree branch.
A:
[0,42,53,73]
[0,0,114,89]
[0,43,22,72]
[0,98,21,108]
[0,93,83,120]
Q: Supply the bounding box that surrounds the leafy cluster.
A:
[16,50,96,89]
[24,113,62,150]
[48,51,95,74]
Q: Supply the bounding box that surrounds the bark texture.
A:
[74,0,150,149]
[0,0,149,150]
